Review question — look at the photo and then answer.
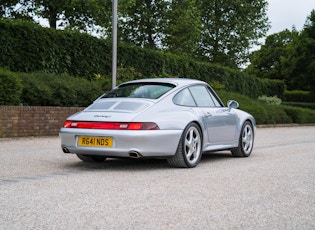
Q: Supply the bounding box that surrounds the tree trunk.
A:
[48,5,57,29]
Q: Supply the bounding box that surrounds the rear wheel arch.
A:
[192,121,204,139]
[167,121,203,168]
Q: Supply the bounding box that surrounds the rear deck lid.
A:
[68,99,154,122]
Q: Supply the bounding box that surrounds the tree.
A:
[246,29,298,80]
[281,10,315,92]
[1,0,112,32]
[197,0,270,68]
[1,0,34,21]
[163,0,201,56]
[2,0,271,69]
[118,0,170,49]
[247,10,315,93]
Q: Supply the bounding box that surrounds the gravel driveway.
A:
[0,126,314,229]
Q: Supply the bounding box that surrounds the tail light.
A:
[63,121,159,130]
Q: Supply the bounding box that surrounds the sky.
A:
[267,0,315,35]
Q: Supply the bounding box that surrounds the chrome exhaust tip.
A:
[129,151,142,158]
[62,147,70,153]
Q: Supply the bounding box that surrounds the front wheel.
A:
[167,123,202,168]
[76,154,107,162]
[231,121,254,157]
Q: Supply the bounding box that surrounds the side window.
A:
[189,85,216,107]
[173,88,196,106]
[207,86,222,107]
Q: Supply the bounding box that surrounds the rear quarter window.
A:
[173,88,196,106]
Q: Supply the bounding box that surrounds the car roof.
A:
[118,78,207,88]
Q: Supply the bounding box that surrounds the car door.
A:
[189,85,237,144]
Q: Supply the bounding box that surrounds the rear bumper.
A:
[59,128,182,158]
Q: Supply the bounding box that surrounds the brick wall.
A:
[0,106,84,138]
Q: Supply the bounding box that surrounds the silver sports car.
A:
[59,78,255,168]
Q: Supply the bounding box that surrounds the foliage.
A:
[0,18,284,99]
[1,0,270,68]
[262,105,292,124]
[283,106,315,124]
[0,18,112,77]
[2,68,314,125]
[210,80,225,90]
[197,0,270,67]
[163,0,201,56]
[116,66,143,85]
[117,44,285,98]
[281,10,315,93]
[284,90,315,103]
[118,0,170,49]
[258,95,282,105]
[218,90,268,124]
[18,71,108,107]
[1,0,112,32]
[118,0,270,66]
[247,10,315,94]
[0,68,23,105]
[247,29,298,79]
[283,102,315,110]
[218,90,315,125]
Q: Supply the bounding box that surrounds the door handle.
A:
[206,112,212,117]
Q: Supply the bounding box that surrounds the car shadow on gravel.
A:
[63,158,170,171]
[61,151,233,171]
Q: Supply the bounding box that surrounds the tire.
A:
[167,123,202,168]
[231,121,254,157]
[76,154,107,162]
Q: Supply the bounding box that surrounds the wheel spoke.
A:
[185,138,191,148]
[185,127,201,162]
[186,149,194,159]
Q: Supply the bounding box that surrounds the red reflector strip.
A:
[127,123,142,130]
[63,121,159,130]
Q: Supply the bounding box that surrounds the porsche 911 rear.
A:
[59,81,185,159]
[59,121,182,158]
[59,78,255,167]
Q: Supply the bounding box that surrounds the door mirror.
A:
[227,100,239,109]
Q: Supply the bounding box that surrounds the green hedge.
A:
[2,67,314,124]
[0,19,111,79]
[0,68,23,105]
[0,18,284,98]
[117,46,285,98]
[18,71,110,107]
[282,102,315,110]
[284,90,315,102]
[282,106,315,124]
[218,90,315,125]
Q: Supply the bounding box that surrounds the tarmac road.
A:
[0,126,314,229]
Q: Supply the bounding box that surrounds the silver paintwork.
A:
[59,78,256,158]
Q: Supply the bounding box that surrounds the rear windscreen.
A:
[102,83,175,99]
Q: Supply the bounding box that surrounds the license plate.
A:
[77,136,113,148]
